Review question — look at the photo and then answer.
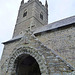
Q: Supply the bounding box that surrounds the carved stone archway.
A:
[14,54,41,75]
[7,46,49,75]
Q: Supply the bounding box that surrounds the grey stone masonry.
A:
[13,0,48,37]
[1,0,75,75]
[1,31,74,75]
[35,20,75,68]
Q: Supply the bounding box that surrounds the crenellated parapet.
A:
[20,0,48,12]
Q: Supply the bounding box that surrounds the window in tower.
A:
[40,12,43,20]
[23,9,27,17]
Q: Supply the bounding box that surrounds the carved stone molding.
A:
[7,46,49,75]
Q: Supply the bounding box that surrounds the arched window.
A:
[40,12,43,20]
[23,9,27,17]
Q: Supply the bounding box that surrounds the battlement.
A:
[20,0,47,12]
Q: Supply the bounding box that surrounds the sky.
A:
[0,0,75,59]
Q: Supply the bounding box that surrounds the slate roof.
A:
[3,16,75,44]
[2,35,22,44]
[34,16,75,34]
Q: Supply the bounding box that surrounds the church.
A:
[0,0,75,75]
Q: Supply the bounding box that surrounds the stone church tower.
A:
[0,0,75,75]
[13,0,48,37]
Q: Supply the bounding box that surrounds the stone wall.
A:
[36,25,75,67]
[0,39,23,75]
[1,40,20,68]
[1,29,75,75]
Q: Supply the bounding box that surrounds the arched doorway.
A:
[8,47,49,75]
[14,54,41,75]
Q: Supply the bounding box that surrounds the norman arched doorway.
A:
[7,47,49,75]
[14,54,41,75]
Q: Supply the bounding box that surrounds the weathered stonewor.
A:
[0,0,75,75]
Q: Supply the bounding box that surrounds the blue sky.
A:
[0,0,75,59]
